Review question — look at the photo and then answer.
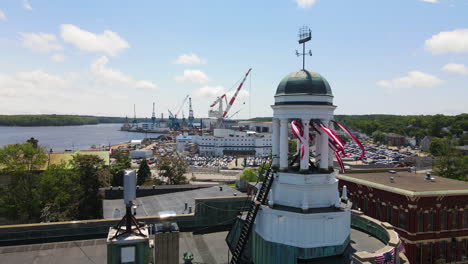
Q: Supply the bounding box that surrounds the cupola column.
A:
[279,118,289,170]
[272,118,280,167]
[320,120,329,169]
[300,119,310,171]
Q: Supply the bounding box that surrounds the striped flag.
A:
[375,247,395,264]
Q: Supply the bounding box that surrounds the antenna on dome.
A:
[296,25,312,70]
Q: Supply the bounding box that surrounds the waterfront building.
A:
[338,171,468,263]
[192,128,272,156]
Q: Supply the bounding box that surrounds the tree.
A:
[372,131,386,144]
[110,152,131,186]
[288,140,298,154]
[257,162,271,181]
[38,163,80,221]
[240,168,258,182]
[137,159,151,185]
[433,138,468,181]
[70,154,107,220]
[429,137,443,156]
[0,142,47,222]
[156,157,188,185]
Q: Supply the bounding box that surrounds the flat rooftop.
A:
[0,231,230,264]
[103,185,240,219]
[0,229,384,264]
[339,171,468,195]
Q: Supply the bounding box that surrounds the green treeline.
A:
[0,115,204,127]
[0,115,128,126]
[248,114,468,140]
[334,114,468,139]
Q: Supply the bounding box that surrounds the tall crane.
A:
[168,95,189,130]
[208,68,252,128]
[151,102,156,125]
[188,97,194,129]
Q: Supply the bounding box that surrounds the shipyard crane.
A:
[188,97,194,129]
[168,95,189,130]
[208,68,252,128]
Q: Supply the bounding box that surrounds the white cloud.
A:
[0,70,70,98]
[0,10,7,21]
[296,0,317,8]
[425,29,468,54]
[90,56,156,90]
[377,71,444,89]
[50,54,66,62]
[195,85,249,101]
[0,69,133,115]
[60,24,129,56]
[23,0,32,10]
[174,53,206,65]
[175,69,209,84]
[420,0,438,3]
[442,63,468,75]
[19,32,62,53]
[195,85,225,98]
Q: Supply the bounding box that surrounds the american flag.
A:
[394,231,406,254]
[375,247,395,264]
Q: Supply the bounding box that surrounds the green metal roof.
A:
[275,70,332,96]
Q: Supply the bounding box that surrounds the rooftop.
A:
[103,185,241,218]
[0,232,230,264]
[0,228,387,264]
[339,171,468,196]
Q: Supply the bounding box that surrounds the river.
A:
[0,124,161,152]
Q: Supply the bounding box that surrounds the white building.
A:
[192,128,272,156]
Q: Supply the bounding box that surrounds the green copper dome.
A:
[275,70,332,96]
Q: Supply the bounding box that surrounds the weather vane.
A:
[295,26,312,70]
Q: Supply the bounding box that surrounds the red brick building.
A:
[338,171,468,264]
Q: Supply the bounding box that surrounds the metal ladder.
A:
[230,169,275,264]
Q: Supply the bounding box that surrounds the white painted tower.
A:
[250,69,351,264]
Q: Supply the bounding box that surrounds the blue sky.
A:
[0,0,467,119]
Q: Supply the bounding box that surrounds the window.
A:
[387,206,393,223]
[376,203,381,220]
[427,211,434,231]
[415,243,422,264]
[451,238,457,262]
[417,212,424,232]
[426,243,433,264]
[452,210,458,230]
[440,241,447,261]
[398,209,407,230]
[363,198,368,214]
[462,239,467,261]
[465,209,468,229]
[441,210,447,230]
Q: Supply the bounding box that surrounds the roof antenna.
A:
[296,25,312,70]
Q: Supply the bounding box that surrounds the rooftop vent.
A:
[425,172,436,182]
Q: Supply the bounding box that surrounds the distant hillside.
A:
[247,114,468,139]
[0,115,127,126]
[0,115,204,127]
